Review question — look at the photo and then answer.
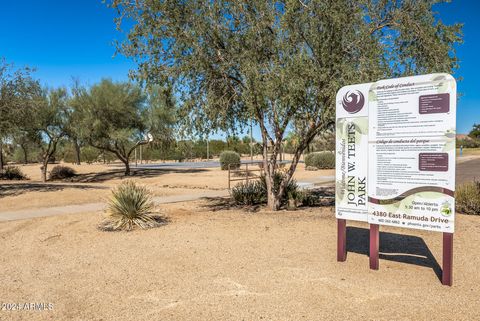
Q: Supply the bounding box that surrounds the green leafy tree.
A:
[63,80,87,165]
[12,130,37,164]
[74,79,175,175]
[469,124,480,140]
[28,88,70,182]
[110,0,462,210]
[0,59,40,170]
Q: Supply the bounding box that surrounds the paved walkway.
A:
[456,157,480,185]
[0,190,229,222]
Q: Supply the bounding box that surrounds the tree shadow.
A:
[0,183,107,198]
[202,187,335,212]
[72,168,209,183]
[201,196,262,212]
[346,226,442,281]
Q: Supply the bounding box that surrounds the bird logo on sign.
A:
[342,90,365,114]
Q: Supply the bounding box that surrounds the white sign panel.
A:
[335,73,456,233]
[335,83,372,222]
[367,74,456,232]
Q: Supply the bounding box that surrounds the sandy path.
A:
[0,202,479,320]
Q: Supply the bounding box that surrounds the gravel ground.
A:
[0,200,479,320]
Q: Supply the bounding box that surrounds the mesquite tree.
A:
[72,79,175,175]
[109,0,462,210]
[0,59,40,171]
[30,88,70,182]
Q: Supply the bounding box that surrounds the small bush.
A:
[231,172,300,207]
[0,166,28,180]
[231,180,266,205]
[49,165,77,180]
[260,172,299,202]
[304,151,335,169]
[101,180,163,231]
[456,181,480,215]
[220,151,241,170]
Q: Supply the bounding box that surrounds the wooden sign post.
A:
[442,233,453,286]
[369,224,379,270]
[337,219,347,262]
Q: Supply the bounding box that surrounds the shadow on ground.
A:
[346,226,442,281]
[98,214,170,232]
[72,168,208,183]
[202,196,258,212]
[0,183,107,198]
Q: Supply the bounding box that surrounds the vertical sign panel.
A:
[335,83,372,222]
[367,74,456,232]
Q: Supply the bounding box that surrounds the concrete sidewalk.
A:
[0,190,229,222]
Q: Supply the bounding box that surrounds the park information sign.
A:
[368,74,456,232]
[335,83,372,222]
[335,73,456,232]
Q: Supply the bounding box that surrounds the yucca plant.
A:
[101,180,160,231]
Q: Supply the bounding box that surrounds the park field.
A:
[0,161,334,213]
[0,200,479,320]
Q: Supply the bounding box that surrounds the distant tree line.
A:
[457,124,480,148]
[0,61,176,180]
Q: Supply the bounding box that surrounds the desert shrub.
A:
[220,151,241,170]
[304,151,335,169]
[49,165,77,180]
[456,181,480,215]
[100,180,161,231]
[231,180,266,205]
[0,166,28,180]
[260,172,299,203]
[231,172,300,207]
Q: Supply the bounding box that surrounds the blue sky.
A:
[0,0,478,137]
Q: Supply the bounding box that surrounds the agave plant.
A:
[101,180,160,231]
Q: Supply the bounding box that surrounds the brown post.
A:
[369,224,379,270]
[337,219,347,262]
[442,232,453,286]
[246,163,249,185]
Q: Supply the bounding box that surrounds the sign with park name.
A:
[335,73,456,233]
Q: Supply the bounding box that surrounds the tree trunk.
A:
[20,144,28,164]
[124,161,131,176]
[74,140,81,165]
[41,161,48,182]
[120,157,131,176]
[0,141,4,171]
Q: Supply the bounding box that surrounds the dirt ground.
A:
[0,200,479,321]
[0,162,334,212]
